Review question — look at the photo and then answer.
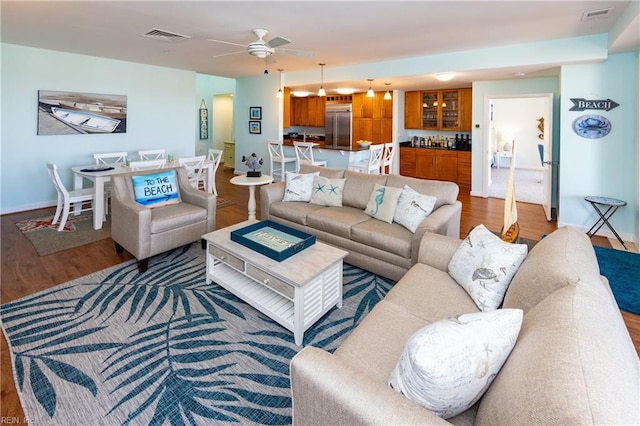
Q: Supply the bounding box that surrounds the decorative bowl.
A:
[357,140,372,148]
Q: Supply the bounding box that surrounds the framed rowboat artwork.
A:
[37,90,127,135]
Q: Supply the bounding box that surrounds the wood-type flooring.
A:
[2,167,639,421]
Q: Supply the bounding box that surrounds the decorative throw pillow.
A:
[364,184,403,224]
[132,170,181,208]
[282,171,319,202]
[448,224,528,311]
[310,176,346,207]
[389,309,523,419]
[393,185,437,232]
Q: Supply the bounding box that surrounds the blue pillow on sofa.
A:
[132,170,181,208]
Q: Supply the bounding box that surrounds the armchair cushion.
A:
[150,202,208,234]
[132,170,180,208]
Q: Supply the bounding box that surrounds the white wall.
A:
[195,73,235,155]
[492,97,547,170]
[1,44,197,213]
[558,53,638,242]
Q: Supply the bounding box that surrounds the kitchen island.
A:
[281,138,370,169]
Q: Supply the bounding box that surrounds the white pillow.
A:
[389,309,523,419]
[364,184,403,224]
[448,224,528,311]
[282,171,319,202]
[309,176,346,207]
[393,185,437,232]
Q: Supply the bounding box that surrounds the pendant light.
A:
[317,63,326,97]
[276,68,284,98]
[383,83,392,100]
[366,79,374,98]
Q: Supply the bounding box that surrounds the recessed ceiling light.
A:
[515,71,526,77]
[336,88,355,95]
[291,91,310,97]
[435,73,455,81]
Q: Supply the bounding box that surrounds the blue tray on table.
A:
[230,220,316,262]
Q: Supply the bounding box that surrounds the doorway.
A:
[212,94,234,152]
[483,94,554,221]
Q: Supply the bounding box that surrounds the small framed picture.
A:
[249,121,261,134]
[249,106,262,120]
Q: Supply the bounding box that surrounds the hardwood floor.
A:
[1,167,639,420]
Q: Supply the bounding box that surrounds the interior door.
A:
[541,93,553,221]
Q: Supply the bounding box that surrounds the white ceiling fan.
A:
[208,28,314,62]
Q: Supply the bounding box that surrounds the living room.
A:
[1,1,639,424]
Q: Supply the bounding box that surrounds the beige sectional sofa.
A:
[290,226,640,425]
[260,165,461,281]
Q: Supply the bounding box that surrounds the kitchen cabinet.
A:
[283,87,291,128]
[223,141,235,170]
[289,95,325,127]
[457,151,471,188]
[400,147,469,186]
[404,88,472,131]
[400,147,416,176]
[352,92,392,148]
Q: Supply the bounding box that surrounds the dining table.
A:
[72,160,216,230]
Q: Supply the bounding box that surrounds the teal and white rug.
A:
[0,244,393,425]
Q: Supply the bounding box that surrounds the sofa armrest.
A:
[260,181,286,220]
[410,201,462,265]
[417,232,462,272]
[111,188,152,259]
[290,347,448,426]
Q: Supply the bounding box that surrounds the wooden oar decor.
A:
[501,140,520,243]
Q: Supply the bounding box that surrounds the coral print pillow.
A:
[389,309,523,419]
[310,176,346,207]
[364,184,403,224]
[282,171,319,202]
[393,185,437,232]
[448,224,528,311]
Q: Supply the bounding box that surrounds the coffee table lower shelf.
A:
[206,254,343,346]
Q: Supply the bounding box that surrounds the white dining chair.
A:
[138,149,166,160]
[293,142,327,172]
[178,155,206,190]
[206,149,223,195]
[93,151,128,214]
[380,142,395,174]
[94,151,128,165]
[348,144,384,174]
[268,140,296,182]
[129,159,167,171]
[46,162,103,232]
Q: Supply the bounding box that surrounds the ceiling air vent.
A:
[581,8,613,22]
[141,28,190,43]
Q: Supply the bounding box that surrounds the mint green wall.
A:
[558,53,638,242]
[1,43,197,213]
[195,73,235,155]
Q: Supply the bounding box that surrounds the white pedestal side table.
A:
[230,174,273,220]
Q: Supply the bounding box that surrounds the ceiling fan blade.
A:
[207,39,248,48]
[266,36,291,48]
[212,50,245,59]
[275,48,315,57]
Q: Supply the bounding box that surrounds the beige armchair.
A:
[110,167,215,272]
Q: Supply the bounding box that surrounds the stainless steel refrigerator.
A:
[325,103,352,148]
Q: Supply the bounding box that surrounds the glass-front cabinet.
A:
[406,88,472,131]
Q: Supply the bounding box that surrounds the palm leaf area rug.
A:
[0,244,393,425]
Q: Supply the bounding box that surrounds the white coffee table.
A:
[230,174,273,220]
[203,220,348,345]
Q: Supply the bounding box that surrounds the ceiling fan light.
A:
[435,73,455,81]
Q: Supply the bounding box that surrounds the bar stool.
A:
[584,196,628,250]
